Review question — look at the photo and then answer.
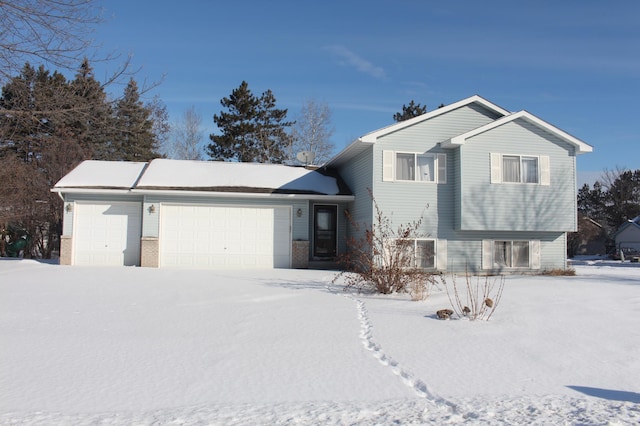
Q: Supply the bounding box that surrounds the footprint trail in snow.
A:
[346,293,459,413]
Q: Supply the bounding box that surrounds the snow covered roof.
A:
[53,159,350,197]
[136,159,345,195]
[53,160,147,189]
[614,215,640,236]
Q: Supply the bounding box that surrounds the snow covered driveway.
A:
[1,258,639,424]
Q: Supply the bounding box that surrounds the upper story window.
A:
[491,153,550,186]
[396,153,434,181]
[502,155,539,183]
[383,151,446,183]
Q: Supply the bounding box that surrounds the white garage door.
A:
[160,205,291,269]
[73,202,142,266]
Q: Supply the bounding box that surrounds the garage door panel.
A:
[160,205,291,269]
[73,202,141,266]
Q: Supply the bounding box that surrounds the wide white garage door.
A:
[160,205,291,269]
[73,202,142,266]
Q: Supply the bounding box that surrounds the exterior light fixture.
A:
[148,204,156,214]
[296,208,303,217]
[65,203,73,213]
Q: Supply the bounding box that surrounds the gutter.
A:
[131,189,354,202]
[51,187,354,202]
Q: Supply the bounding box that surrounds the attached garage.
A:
[73,202,142,266]
[54,159,352,269]
[159,205,291,269]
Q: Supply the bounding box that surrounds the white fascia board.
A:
[448,110,593,154]
[51,188,134,195]
[359,95,510,143]
[324,138,370,167]
[130,189,355,202]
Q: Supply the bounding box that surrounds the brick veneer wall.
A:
[292,240,309,268]
[141,237,159,267]
[59,235,72,265]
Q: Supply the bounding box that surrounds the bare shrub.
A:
[408,277,431,301]
[440,271,505,321]
[334,191,436,295]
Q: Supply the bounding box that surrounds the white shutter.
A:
[539,156,550,186]
[437,153,447,184]
[436,239,447,270]
[482,240,493,270]
[530,240,541,269]
[490,153,502,183]
[383,150,394,181]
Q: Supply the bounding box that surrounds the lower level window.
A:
[494,240,529,268]
[396,239,435,268]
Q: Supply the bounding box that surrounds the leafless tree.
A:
[289,99,334,165]
[0,0,104,82]
[148,95,171,155]
[168,106,204,160]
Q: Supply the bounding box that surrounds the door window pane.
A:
[317,211,330,231]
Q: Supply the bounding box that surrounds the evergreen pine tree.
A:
[0,63,72,161]
[112,79,160,161]
[69,58,113,159]
[254,89,293,163]
[208,81,292,163]
[393,100,427,122]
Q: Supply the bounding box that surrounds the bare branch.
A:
[0,0,104,82]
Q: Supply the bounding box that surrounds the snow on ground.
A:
[0,258,639,425]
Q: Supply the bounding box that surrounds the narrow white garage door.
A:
[73,202,142,266]
[160,205,291,269]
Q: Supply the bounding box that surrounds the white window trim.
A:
[383,150,446,183]
[490,153,550,186]
[482,239,541,270]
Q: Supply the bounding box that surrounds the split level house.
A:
[52,95,592,273]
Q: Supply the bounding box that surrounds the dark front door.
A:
[313,205,337,258]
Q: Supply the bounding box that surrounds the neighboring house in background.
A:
[568,215,607,257]
[53,95,592,272]
[613,215,640,252]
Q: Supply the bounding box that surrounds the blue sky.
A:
[92,0,639,184]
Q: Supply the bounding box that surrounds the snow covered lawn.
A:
[1,259,639,424]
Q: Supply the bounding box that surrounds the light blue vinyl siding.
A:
[446,231,567,273]
[337,147,374,242]
[458,118,577,232]
[349,103,575,272]
[372,104,500,240]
